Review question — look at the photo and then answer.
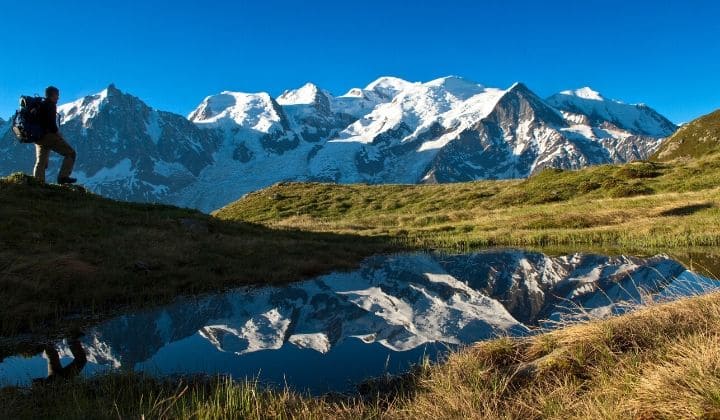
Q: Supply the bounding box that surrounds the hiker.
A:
[34,86,77,184]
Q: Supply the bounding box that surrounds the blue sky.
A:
[1,0,718,123]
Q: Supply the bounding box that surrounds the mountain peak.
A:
[104,84,128,102]
[365,76,415,99]
[425,75,483,88]
[188,90,284,133]
[57,87,113,124]
[507,81,531,92]
[365,76,412,90]
[341,87,366,98]
[559,87,605,101]
[426,75,476,85]
[423,76,485,100]
[277,82,330,106]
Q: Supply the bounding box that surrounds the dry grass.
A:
[391,291,720,419]
[629,333,720,418]
[3,292,720,419]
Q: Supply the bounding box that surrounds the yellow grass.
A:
[4,292,720,419]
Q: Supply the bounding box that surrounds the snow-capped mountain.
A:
[0,85,221,202]
[546,87,677,137]
[0,77,677,211]
[16,251,714,373]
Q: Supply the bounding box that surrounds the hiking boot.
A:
[57,176,77,185]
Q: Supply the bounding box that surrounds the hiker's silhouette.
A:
[33,339,87,384]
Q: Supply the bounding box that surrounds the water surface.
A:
[1,249,716,394]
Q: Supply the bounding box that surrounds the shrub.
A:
[608,182,654,198]
[616,162,664,179]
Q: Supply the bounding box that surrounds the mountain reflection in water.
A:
[1,250,717,394]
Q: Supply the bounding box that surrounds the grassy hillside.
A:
[0,173,394,337]
[216,154,720,249]
[652,109,720,162]
[3,290,720,419]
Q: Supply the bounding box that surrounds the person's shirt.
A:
[37,99,59,134]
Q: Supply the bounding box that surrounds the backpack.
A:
[11,96,45,143]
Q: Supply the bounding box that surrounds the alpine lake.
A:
[2,248,719,395]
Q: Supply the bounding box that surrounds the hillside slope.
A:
[651,109,720,161]
[0,174,392,336]
[217,154,720,249]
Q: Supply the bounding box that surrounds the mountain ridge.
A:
[0,77,678,211]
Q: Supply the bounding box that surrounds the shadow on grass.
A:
[352,363,427,409]
[658,202,714,217]
[0,173,399,343]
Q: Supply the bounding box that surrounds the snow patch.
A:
[75,158,134,186]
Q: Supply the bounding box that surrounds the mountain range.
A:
[0,77,677,212]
